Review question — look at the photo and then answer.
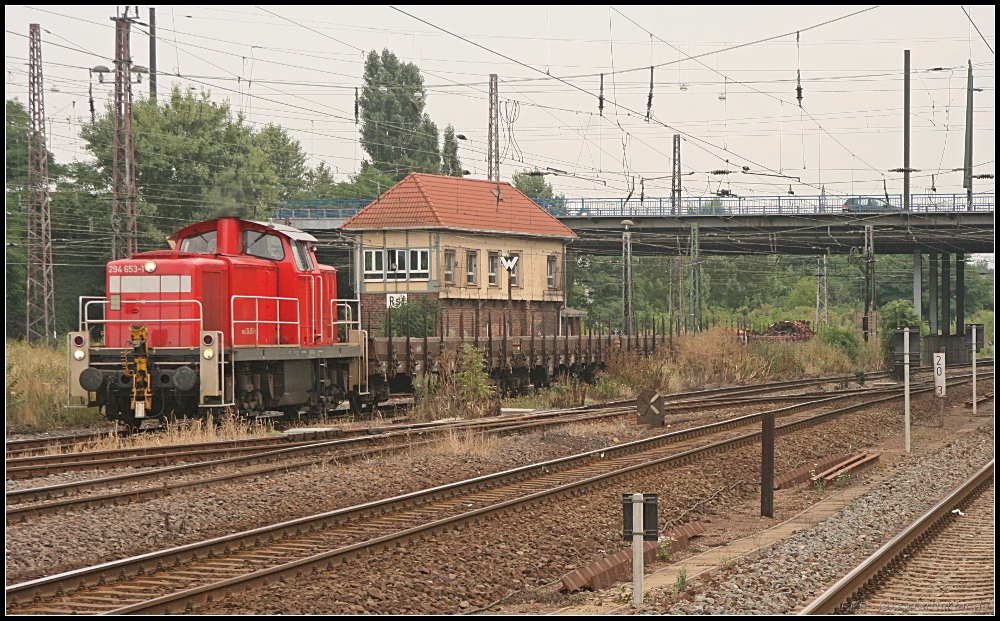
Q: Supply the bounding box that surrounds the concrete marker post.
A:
[632,493,643,605]
[933,351,946,428]
[903,327,911,453]
[971,327,977,416]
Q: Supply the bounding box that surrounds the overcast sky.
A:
[5,5,996,200]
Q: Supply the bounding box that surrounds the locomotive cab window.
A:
[292,241,314,271]
[244,231,285,261]
[179,230,217,254]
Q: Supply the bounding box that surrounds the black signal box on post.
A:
[966,324,984,352]
[622,493,658,541]
[893,328,920,364]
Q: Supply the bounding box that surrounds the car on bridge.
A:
[842,197,901,213]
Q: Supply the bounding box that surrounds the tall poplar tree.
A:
[359,49,442,179]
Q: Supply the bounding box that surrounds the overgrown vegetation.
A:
[674,566,689,592]
[5,340,103,430]
[587,328,877,401]
[413,345,499,421]
[818,325,862,363]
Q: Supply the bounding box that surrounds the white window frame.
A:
[488,251,499,287]
[386,249,408,281]
[409,249,430,281]
[466,250,478,286]
[509,251,521,287]
[547,255,558,289]
[444,249,456,285]
[363,249,385,281]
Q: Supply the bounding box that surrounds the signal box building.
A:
[340,173,578,337]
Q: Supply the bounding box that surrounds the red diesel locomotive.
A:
[68,217,374,426]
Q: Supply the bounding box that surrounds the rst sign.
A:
[932,353,946,397]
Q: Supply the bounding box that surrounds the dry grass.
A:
[6,340,104,431]
[75,415,276,453]
[591,327,878,400]
[425,427,501,458]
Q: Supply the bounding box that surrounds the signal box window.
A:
[409,249,429,280]
[387,249,408,280]
[179,230,217,254]
[363,249,384,281]
[244,231,285,260]
[444,250,456,285]
[547,255,558,288]
[488,252,499,286]
[509,252,521,287]
[466,251,478,286]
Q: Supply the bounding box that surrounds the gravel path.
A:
[642,421,994,614]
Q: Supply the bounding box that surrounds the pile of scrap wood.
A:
[751,320,815,341]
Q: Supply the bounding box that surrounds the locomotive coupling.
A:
[122,325,153,419]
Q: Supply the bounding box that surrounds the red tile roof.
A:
[340,173,576,238]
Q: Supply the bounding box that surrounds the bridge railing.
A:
[275,194,994,221]
[535,194,995,217]
[276,199,370,221]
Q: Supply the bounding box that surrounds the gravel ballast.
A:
[643,420,994,615]
[191,388,962,615]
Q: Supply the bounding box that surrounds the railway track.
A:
[800,459,994,615]
[4,375,913,522]
[4,370,894,479]
[5,373,979,614]
[4,430,119,459]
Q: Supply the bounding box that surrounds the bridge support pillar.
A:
[956,253,965,336]
[912,249,921,320]
[929,251,938,334]
[941,253,950,335]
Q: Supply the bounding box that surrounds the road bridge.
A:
[278,193,994,256]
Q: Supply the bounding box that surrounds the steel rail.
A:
[799,459,995,615]
[5,439,337,479]
[7,375,973,612]
[4,430,116,456]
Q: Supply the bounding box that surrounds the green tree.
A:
[512,169,561,201]
[80,86,302,244]
[441,124,463,177]
[359,49,441,179]
[254,123,307,200]
[5,99,31,336]
[878,299,921,366]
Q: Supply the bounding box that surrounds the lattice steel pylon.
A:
[671,134,682,214]
[26,23,55,343]
[689,223,702,332]
[111,10,138,260]
[487,74,499,181]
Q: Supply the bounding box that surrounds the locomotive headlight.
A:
[202,348,214,360]
[73,349,86,361]
[143,260,157,273]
